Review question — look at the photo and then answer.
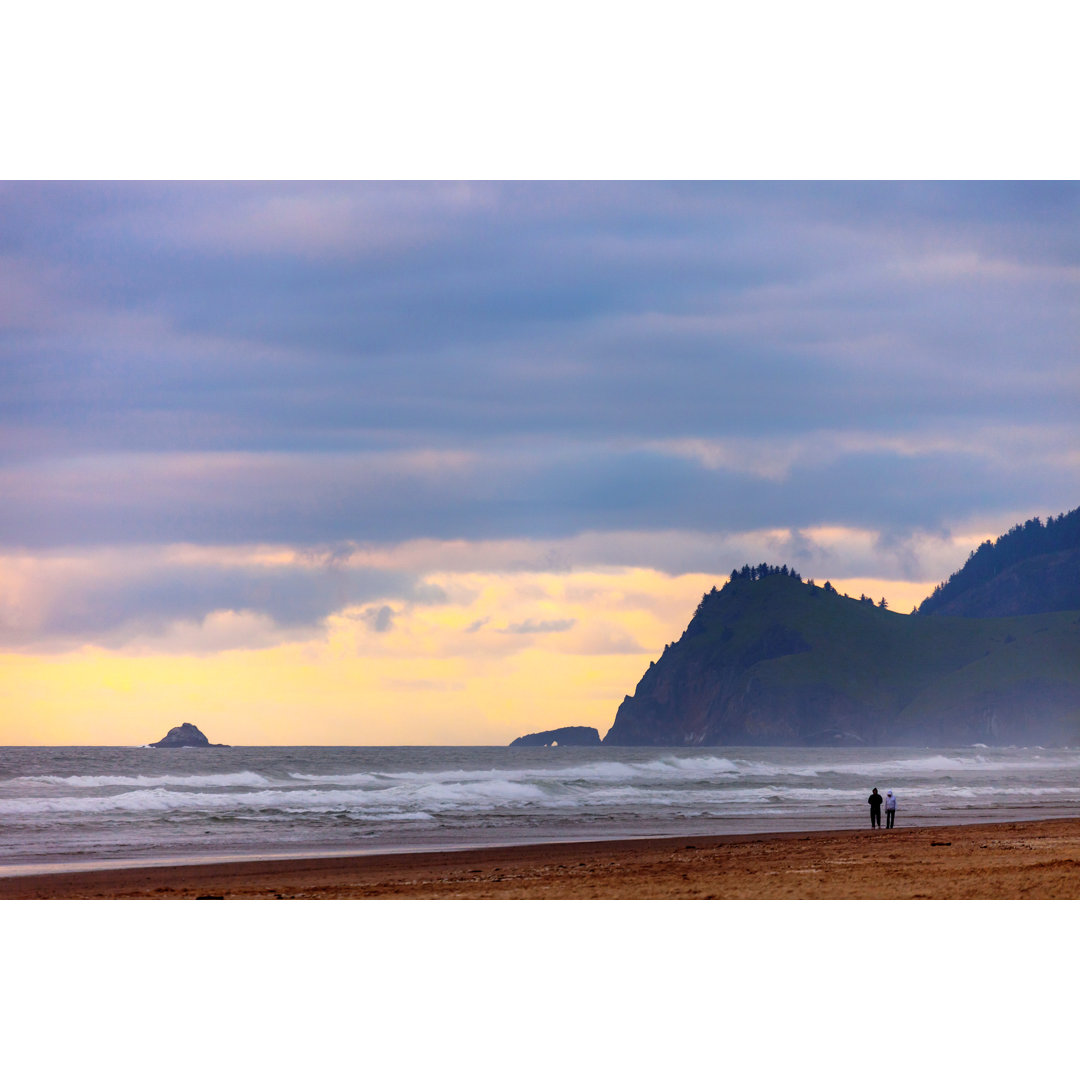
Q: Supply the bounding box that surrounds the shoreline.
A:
[6,816,1080,898]
[7,806,1078,881]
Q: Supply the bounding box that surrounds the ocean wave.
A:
[0,771,276,790]
[0,776,869,819]
[719,752,1080,780]
[0,776,560,817]
[359,755,743,788]
[277,752,1080,791]
[911,784,1080,799]
[7,745,1080,869]
[286,772,382,786]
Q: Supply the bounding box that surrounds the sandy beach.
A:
[4,817,1080,899]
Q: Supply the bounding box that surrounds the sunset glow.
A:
[2,182,1076,745]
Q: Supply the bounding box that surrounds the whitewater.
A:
[3,744,1080,874]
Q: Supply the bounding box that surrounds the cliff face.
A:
[603,575,1080,747]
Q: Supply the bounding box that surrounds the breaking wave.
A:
[0,771,275,790]
[5,744,1080,868]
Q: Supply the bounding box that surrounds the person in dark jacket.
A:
[868,787,883,828]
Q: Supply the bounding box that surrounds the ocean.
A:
[3,744,1080,875]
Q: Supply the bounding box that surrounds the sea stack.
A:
[510,725,602,747]
[149,723,229,748]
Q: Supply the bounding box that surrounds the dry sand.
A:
[4,817,1080,899]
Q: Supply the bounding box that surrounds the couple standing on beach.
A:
[868,788,897,828]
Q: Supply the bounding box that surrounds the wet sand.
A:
[5,817,1080,899]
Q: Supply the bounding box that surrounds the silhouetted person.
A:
[885,790,896,828]
[868,787,883,829]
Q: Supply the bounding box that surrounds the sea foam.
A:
[6,744,1080,870]
[0,770,275,790]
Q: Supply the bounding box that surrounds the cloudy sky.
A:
[2,181,1077,744]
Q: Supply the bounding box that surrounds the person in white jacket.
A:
[884,790,897,828]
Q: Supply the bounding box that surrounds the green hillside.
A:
[918,505,1080,615]
[604,574,1080,746]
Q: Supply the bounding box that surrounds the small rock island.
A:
[149,723,229,748]
[510,725,601,747]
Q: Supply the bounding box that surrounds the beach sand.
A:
[4,817,1080,899]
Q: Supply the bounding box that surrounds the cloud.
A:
[7,184,1075,741]
[359,604,396,633]
[0,546,422,650]
[1,182,1076,643]
[0,505,1063,653]
[500,618,577,635]
[2,427,1075,554]
[4,182,1076,459]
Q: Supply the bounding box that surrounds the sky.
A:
[2,180,1078,744]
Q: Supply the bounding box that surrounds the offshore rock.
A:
[510,725,601,747]
[150,722,229,748]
